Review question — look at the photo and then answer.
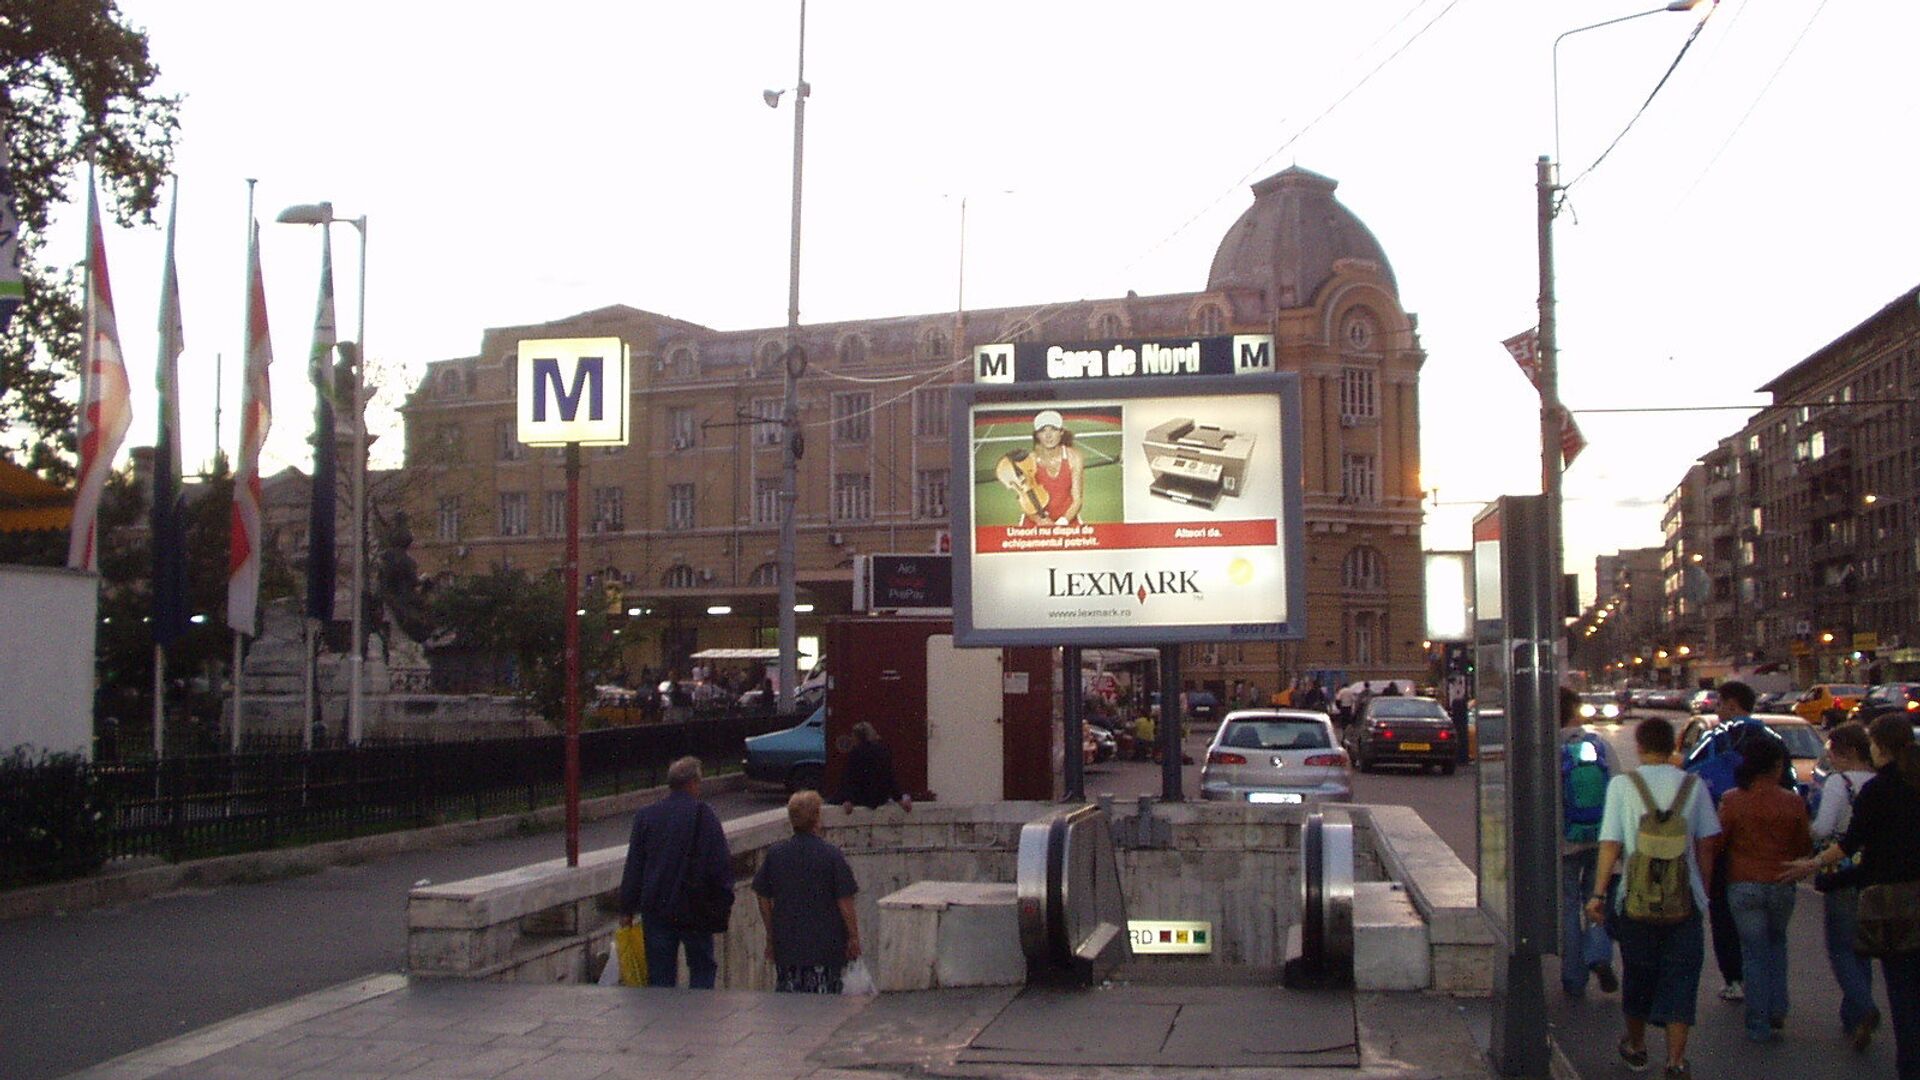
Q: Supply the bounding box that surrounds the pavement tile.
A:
[492,1051,629,1080]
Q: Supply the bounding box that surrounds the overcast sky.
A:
[60,0,1920,604]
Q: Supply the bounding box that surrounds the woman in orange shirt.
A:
[1719,736,1813,1043]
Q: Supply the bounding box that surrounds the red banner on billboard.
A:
[975,519,1277,554]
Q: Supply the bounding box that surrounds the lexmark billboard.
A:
[949,357,1304,648]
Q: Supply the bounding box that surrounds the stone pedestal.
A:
[876,881,1025,992]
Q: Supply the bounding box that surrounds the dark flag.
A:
[152,184,190,646]
[306,230,338,622]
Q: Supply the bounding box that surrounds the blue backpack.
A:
[1561,733,1611,843]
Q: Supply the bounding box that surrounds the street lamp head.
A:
[276,202,335,225]
[762,89,783,108]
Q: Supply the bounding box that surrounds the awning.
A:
[689,648,781,660]
[0,458,72,533]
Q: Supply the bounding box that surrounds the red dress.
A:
[1025,452,1080,525]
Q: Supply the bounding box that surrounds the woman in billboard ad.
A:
[978,405,1124,528]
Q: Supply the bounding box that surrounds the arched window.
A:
[667,346,696,378]
[1342,546,1385,592]
[749,562,780,586]
[662,565,697,589]
[923,327,950,359]
[838,335,868,366]
[1093,311,1126,338]
[1194,304,1227,335]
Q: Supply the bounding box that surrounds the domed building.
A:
[402,166,1425,700]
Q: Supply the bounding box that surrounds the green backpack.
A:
[1621,771,1698,925]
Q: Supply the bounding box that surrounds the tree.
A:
[426,566,614,724]
[0,1,180,467]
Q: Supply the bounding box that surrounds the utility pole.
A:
[775,0,809,711]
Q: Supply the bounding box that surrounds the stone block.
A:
[1352,882,1429,991]
[876,882,1023,992]
[1430,942,1494,996]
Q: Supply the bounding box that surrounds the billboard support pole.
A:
[563,441,582,867]
[1159,644,1183,800]
[1062,646,1084,801]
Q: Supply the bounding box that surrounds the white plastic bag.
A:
[598,937,622,986]
[841,958,878,997]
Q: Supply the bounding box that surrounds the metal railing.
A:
[6,712,803,885]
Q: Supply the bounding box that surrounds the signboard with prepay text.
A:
[516,337,630,447]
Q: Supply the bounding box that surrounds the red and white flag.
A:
[228,221,273,633]
[67,178,133,572]
[1502,328,1541,390]
[1560,411,1587,468]
[1504,327,1587,469]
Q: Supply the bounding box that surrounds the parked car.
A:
[1577,693,1622,722]
[1687,689,1721,715]
[1200,709,1351,803]
[1754,689,1798,713]
[742,705,825,792]
[1793,683,1868,726]
[1847,682,1920,725]
[1346,695,1459,774]
[1648,688,1692,710]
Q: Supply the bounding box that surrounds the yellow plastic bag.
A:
[609,923,648,987]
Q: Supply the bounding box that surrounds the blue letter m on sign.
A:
[532,356,604,422]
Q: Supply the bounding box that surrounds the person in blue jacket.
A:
[1683,681,1789,1004]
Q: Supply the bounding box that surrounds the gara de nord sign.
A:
[516,337,630,447]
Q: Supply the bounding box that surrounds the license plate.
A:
[1399,742,1431,752]
[1248,792,1304,804]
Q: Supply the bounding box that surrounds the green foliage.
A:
[426,566,616,723]
[0,0,181,464]
[0,746,109,887]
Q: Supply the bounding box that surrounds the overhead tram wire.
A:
[802,2,1471,443]
[1674,0,1834,208]
[1117,0,1469,282]
[1559,2,1721,199]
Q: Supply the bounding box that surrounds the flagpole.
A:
[153,645,165,759]
[234,178,256,754]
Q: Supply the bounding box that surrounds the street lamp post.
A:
[766,0,809,712]
[1496,6,1707,1075]
[278,202,369,743]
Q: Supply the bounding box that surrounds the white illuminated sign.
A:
[516,337,630,447]
[1128,920,1213,954]
[1424,552,1471,642]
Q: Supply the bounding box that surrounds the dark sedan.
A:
[1848,682,1920,725]
[1346,696,1459,774]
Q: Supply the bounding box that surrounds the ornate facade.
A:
[399,167,1426,694]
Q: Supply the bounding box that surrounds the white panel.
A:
[0,566,98,757]
[925,635,1003,803]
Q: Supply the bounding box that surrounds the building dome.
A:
[1206,167,1397,308]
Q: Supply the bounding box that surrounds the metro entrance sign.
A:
[516,337,630,447]
[514,336,630,870]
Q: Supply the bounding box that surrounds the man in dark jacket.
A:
[617,756,734,988]
[835,722,911,813]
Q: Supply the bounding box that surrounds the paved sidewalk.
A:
[68,975,1500,1079]
[1547,881,1900,1078]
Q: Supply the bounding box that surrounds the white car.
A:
[1200,709,1352,803]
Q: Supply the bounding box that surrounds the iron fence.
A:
[7,712,803,885]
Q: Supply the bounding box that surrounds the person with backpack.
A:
[1718,735,1812,1042]
[1560,686,1618,998]
[1586,716,1722,1080]
[1802,721,1881,1050]
[1783,715,1920,1078]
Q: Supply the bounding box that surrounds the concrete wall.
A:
[407,797,1493,996]
[0,565,97,758]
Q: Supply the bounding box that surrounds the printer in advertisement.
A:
[1141,417,1256,510]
